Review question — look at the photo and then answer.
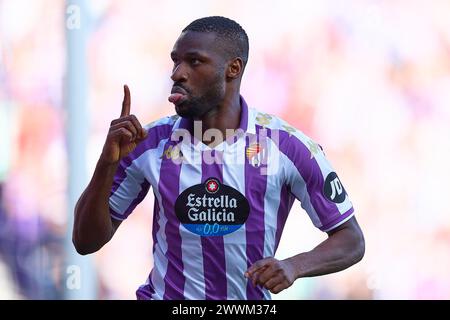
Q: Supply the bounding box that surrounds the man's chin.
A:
[175,102,195,118]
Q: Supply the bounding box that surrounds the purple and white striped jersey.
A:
[109,97,354,300]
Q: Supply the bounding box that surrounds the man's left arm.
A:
[245,216,365,294]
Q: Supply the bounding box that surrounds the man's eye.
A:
[190,58,201,65]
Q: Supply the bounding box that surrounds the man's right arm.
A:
[72,85,147,255]
[72,161,122,255]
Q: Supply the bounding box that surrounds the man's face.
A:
[170,31,227,118]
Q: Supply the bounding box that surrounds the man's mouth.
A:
[169,86,189,105]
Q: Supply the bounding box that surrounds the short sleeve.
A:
[107,119,179,220]
[109,155,150,221]
[281,133,354,232]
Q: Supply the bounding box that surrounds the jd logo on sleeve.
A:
[323,172,347,204]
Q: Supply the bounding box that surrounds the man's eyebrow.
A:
[170,50,209,60]
[175,50,209,57]
[184,50,206,57]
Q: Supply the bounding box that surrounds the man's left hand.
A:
[244,257,298,294]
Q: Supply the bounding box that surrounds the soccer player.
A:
[73,16,365,300]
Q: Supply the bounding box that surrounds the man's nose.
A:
[171,63,188,82]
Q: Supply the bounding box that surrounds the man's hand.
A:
[100,85,148,165]
[245,257,298,294]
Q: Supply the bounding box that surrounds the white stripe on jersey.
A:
[146,138,171,300]
[222,139,249,300]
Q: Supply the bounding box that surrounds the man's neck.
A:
[194,93,242,147]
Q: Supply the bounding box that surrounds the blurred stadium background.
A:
[1,0,450,299]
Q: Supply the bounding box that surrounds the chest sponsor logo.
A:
[175,178,250,236]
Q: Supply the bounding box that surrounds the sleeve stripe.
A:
[320,207,354,232]
[110,208,125,221]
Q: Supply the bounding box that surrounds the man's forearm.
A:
[72,159,119,255]
[287,221,365,279]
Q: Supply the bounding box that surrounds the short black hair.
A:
[183,16,249,68]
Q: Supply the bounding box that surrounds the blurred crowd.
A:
[1,0,450,299]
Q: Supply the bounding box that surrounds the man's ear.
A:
[226,58,243,80]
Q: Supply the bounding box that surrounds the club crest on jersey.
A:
[175,178,250,237]
[246,142,265,168]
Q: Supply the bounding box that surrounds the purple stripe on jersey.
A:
[276,130,346,229]
[158,141,185,300]
[111,124,172,196]
[274,184,296,252]
[152,192,161,248]
[136,279,154,300]
[121,179,150,219]
[136,289,152,300]
[245,129,268,300]
[201,150,228,300]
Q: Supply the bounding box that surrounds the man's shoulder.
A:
[248,107,311,143]
[248,108,325,161]
[143,114,181,136]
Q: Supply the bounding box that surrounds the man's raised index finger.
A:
[121,84,131,117]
